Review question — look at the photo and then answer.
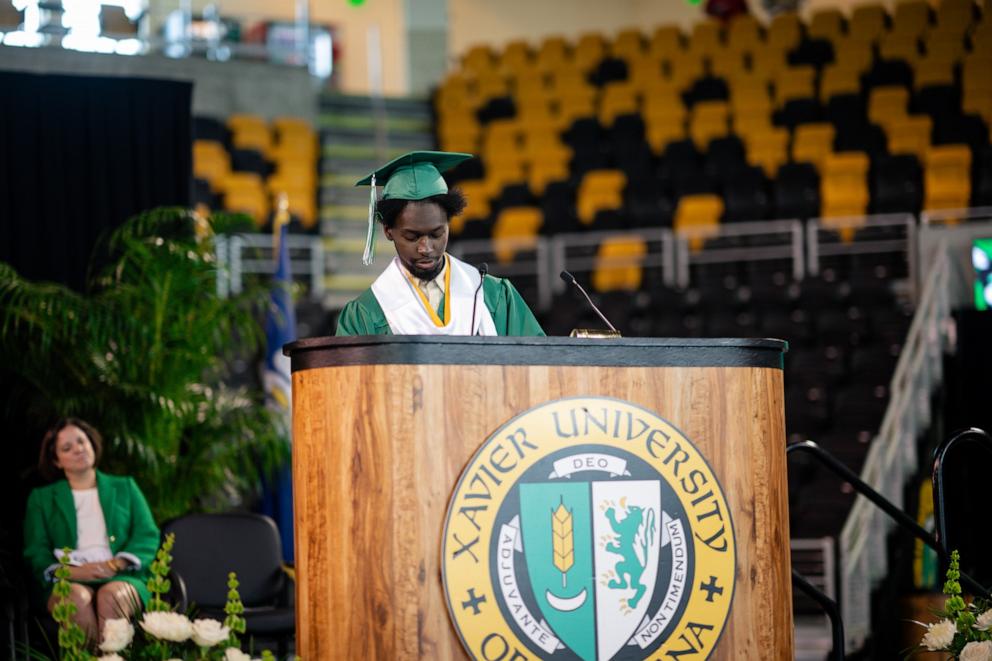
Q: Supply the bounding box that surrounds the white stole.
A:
[370,255,498,336]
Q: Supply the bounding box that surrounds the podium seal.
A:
[442,396,736,660]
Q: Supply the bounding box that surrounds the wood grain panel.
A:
[291,364,792,659]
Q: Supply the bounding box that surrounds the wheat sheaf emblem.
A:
[552,498,574,588]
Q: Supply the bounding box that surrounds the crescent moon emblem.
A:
[545,588,587,612]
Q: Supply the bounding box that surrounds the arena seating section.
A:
[435,0,991,540]
[192,114,319,231]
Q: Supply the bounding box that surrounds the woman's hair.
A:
[38,417,103,481]
[377,188,468,228]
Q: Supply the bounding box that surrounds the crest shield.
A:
[519,480,662,660]
[519,482,597,661]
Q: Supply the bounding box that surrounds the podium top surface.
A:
[283,336,786,372]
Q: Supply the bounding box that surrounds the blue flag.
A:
[260,222,296,563]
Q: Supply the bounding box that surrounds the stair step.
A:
[320,93,432,119]
[320,114,432,134]
[320,203,368,222]
[323,130,435,150]
[321,185,369,205]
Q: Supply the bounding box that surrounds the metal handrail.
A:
[792,568,845,661]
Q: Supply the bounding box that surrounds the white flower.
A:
[961,641,992,661]
[192,618,231,647]
[139,611,193,642]
[920,618,956,650]
[98,655,124,661]
[977,609,992,631]
[99,618,134,652]
[224,648,252,661]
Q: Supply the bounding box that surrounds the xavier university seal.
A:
[442,397,736,660]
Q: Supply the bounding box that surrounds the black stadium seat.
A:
[774,163,820,219]
[871,154,923,213]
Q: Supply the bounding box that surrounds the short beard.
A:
[407,258,444,281]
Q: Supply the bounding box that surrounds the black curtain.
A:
[0,71,192,291]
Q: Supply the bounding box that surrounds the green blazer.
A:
[335,274,546,336]
[23,470,160,606]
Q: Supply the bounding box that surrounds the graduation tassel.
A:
[362,173,377,266]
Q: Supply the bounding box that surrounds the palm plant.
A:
[0,207,289,520]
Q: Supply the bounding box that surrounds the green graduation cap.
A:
[355,150,473,265]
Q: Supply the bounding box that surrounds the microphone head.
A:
[479,262,489,277]
[560,270,576,285]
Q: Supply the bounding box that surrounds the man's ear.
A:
[382,225,394,242]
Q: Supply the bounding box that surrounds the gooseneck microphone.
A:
[470,263,489,335]
[560,270,619,333]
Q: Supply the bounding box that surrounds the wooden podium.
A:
[283,336,792,660]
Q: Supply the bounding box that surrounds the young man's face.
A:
[384,201,449,280]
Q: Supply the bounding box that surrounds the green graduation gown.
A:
[336,274,545,336]
[23,471,160,607]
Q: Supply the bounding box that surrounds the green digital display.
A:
[974,238,992,311]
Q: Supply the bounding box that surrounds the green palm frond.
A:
[1,207,287,519]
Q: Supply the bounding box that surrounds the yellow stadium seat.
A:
[730,84,773,114]
[646,121,688,154]
[227,114,267,134]
[774,66,816,107]
[270,135,318,164]
[832,39,875,74]
[849,4,888,43]
[675,194,724,251]
[879,33,921,63]
[555,92,598,126]
[643,88,686,117]
[220,172,269,226]
[483,161,527,199]
[820,66,862,102]
[592,235,648,292]
[688,20,723,60]
[710,52,748,79]
[575,33,607,73]
[270,161,316,189]
[598,82,640,125]
[750,47,789,84]
[462,45,496,75]
[726,14,761,55]
[963,53,992,94]
[744,128,789,177]
[924,145,972,211]
[193,140,230,186]
[689,101,729,149]
[439,125,480,154]
[611,28,645,61]
[449,181,491,235]
[868,86,910,126]
[528,160,570,196]
[666,53,705,90]
[628,59,669,91]
[535,37,571,73]
[792,123,836,168]
[734,112,774,140]
[499,40,533,74]
[963,88,992,125]
[892,0,931,38]
[914,58,955,89]
[474,73,510,103]
[272,117,314,142]
[492,207,543,263]
[481,119,521,151]
[809,9,845,42]
[935,0,975,30]
[821,152,870,223]
[649,25,684,61]
[767,12,802,52]
[887,115,933,160]
[577,169,627,224]
[231,124,273,157]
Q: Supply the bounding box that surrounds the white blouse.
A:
[71,488,113,563]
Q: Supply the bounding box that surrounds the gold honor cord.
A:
[403,254,452,327]
[552,501,575,588]
[273,192,291,253]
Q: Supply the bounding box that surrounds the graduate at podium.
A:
[335,151,545,337]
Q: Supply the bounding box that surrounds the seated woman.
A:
[23,418,160,644]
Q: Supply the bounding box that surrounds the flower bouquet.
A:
[913,550,992,660]
[50,533,284,661]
